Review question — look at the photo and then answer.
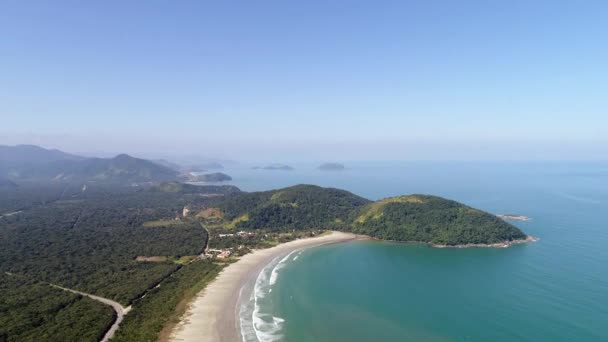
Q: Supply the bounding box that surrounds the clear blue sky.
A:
[1,1,607,161]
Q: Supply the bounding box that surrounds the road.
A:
[50,284,132,342]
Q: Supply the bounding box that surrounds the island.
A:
[497,214,531,221]
[318,162,345,170]
[252,163,294,170]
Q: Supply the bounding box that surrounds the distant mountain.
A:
[0,144,82,165]
[318,162,345,171]
[152,159,182,171]
[0,145,179,184]
[252,164,294,171]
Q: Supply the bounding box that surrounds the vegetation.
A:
[0,180,528,341]
[350,195,527,245]
[0,274,115,342]
[216,184,371,230]
[208,186,526,245]
[112,260,222,342]
[0,185,225,305]
[0,182,238,341]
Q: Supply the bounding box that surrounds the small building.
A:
[217,250,232,258]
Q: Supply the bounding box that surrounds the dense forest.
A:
[209,186,527,245]
[0,182,241,341]
[217,184,371,230]
[0,197,209,304]
[0,181,528,341]
[0,274,115,342]
[349,195,527,245]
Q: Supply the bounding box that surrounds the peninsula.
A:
[212,185,530,246]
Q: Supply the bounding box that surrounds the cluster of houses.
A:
[205,248,232,259]
[217,231,256,238]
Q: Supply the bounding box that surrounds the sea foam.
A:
[240,251,298,342]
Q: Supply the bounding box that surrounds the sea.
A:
[213,161,608,341]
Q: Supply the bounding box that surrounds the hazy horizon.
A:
[3,1,607,162]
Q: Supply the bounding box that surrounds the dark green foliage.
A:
[0,274,115,342]
[216,187,526,245]
[0,189,213,305]
[219,184,371,230]
[351,195,527,245]
[111,261,222,342]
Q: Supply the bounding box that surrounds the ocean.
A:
[220,161,608,341]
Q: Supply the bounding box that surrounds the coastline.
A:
[168,231,361,342]
[430,235,538,248]
[369,235,538,248]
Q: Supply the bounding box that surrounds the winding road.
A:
[50,285,131,342]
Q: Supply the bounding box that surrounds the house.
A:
[217,250,232,258]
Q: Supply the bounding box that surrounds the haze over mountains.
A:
[0,145,179,184]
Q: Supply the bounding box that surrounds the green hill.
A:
[351,195,527,245]
[211,186,528,245]
[217,184,371,229]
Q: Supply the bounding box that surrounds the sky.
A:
[1,1,607,161]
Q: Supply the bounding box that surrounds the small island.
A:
[318,162,345,171]
[252,164,294,170]
[497,214,531,221]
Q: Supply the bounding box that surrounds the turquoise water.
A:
[228,162,608,341]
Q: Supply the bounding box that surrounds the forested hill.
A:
[350,195,527,245]
[211,186,528,245]
[216,184,372,229]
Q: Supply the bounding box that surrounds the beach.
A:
[169,231,359,342]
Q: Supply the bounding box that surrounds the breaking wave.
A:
[240,250,301,342]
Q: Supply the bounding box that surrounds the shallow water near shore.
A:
[230,161,608,341]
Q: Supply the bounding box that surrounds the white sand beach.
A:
[169,231,359,342]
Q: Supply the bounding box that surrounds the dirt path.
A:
[50,285,131,342]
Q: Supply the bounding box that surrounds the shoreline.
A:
[369,235,538,248]
[168,231,361,342]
